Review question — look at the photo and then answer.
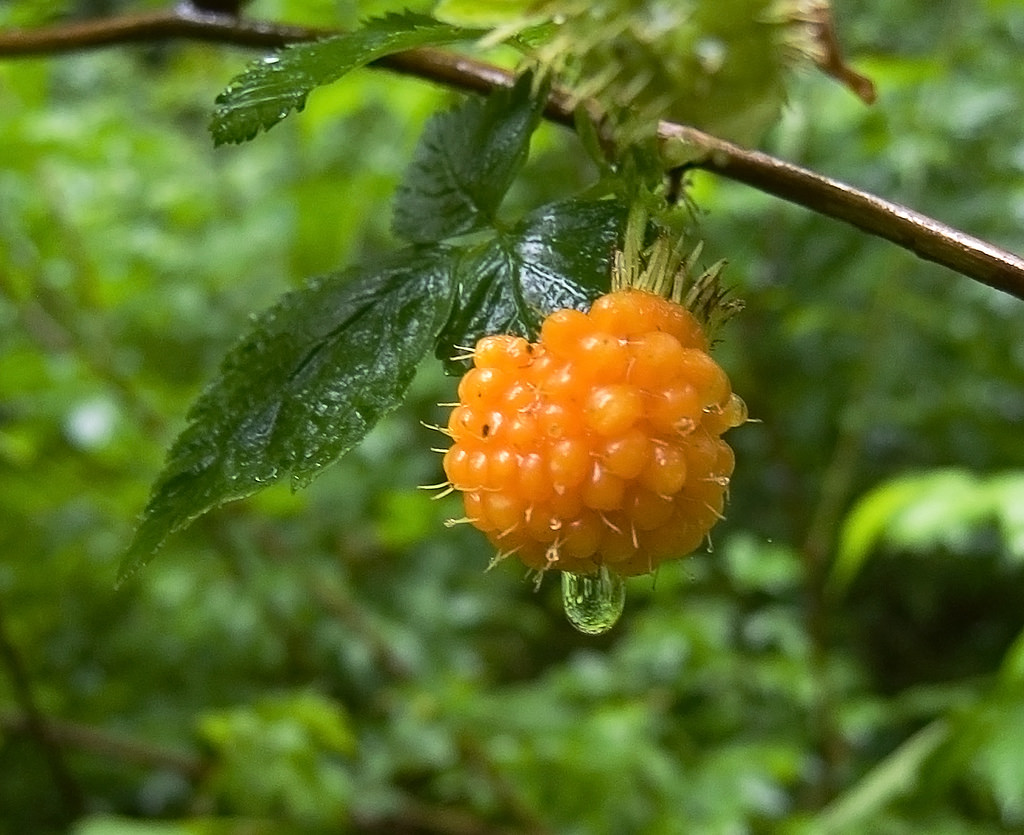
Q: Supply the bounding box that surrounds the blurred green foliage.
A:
[1,0,1023,833]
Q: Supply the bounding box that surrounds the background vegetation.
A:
[1,0,1023,832]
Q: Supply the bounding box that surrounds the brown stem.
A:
[0,10,1022,301]
[660,124,1024,301]
[0,711,205,779]
[0,7,327,53]
[0,597,86,818]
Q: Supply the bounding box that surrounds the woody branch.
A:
[1,6,1022,301]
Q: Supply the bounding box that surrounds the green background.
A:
[1,0,1023,832]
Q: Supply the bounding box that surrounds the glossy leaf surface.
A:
[120,250,455,581]
[436,198,626,368]
[392,73,546,243]
[211,13,481,145]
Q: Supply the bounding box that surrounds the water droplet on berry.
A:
[561,566,625,635]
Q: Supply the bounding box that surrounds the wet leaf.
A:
[120,249,455,582]
[436,198,626,369]
[392,72,546,243]
[211,13,482,145]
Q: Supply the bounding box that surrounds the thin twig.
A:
[0,711,205,779]
[1,8,1022,301]
[0,597,86,817]
[0,6,327,53]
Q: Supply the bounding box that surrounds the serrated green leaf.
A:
[392,72,546,244]
[119,249,455,583]
[210,13,482,146]
[435,198,626,369]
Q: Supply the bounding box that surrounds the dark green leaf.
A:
[392,73,547,243]
[119,249,455,582]
[436,198,626,369]
[210,13,481,146]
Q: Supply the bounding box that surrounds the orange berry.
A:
[581,461,626,511]
[488,446,519,486]
[441,287,743,578]
[548,437,591,490]
[540,308,592,357]
[561,512,603,560]
[483,491,525,532]
[457,366,508,405]
[640,516,705,566]
[629,489,675,530]
[677,349,730,408]
[639,442,688,496]
[505,412,539,450]
[599,428,650,480]
[681,428,719,477]
[629,330,688,389]
[704,392,749,436]
[584,384,643,436]
[473,335,532,370]
[598,524,639,564]
[518,452,553,502]
[501,380,534,410]
[443,446,469,484]
[655,304,709,351]
[538,401,583,441]
[549,488,585,520]
[714,440,736,480]
[578,332,630,382]
[541,362,581,401]
[462,491,488,528]
[525,507,559,541]
[589,289,660,337]
[647,384,702,435]
[465,449,489,489]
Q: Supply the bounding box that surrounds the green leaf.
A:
[830,469,991,595]
[392,72,547,244]
[991,472,1024,562]
[119,249,455,582]
[435,198,626,369]
[971,701,1024,819]
[815,720,950,834]
[210,13,482,146]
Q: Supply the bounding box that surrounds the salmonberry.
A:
[441,286,745,579]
